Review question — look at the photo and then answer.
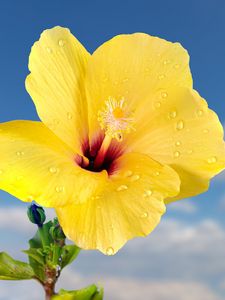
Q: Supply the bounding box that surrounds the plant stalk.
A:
[44,266,57,300]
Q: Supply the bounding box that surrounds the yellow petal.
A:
[26,26,90,153]
[56,152,180,254]
[125,87,225,202]
[0,121,107,207]
[85,33,192,142]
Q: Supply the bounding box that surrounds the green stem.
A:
[38,226,49,248]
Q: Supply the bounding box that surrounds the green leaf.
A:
[23,248,45,265]
[60,245,80,269]
[52,284,100,300]
[0,252,34,280]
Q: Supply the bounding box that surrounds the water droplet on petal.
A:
[169,111,177,119]
[176,120,184,130]
[161,92,168,98]
[175,141,181,146]
[67,112,72,120]
[16,151,24,156]
[174,151,180,158]
[55,186,65,193]
[187,149,193,154]
[174,64,180,69]
[203,129,209,134]
[158,74,165,80]
[207,156,217,164]
[143,190,152,197]
[117,185,128,191]
[58,39,65,47]
[140,212,148,218]
[49,167,58,174]
[154,102,161,108]
[163,59,171,65]
[124,170,133,177]
[130,175,140,182]
[46,47,52,53]
[106,247,114,255]
[154,171,160,176]
[197,109,204,117]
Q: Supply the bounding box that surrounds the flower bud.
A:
[27,203,46,227]
[49,218,66,242]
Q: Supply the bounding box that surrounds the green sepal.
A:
[0,252,34,280]
[60,245,80,269]
[52,284,103,300]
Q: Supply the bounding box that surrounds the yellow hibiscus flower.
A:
[0,26,224,255]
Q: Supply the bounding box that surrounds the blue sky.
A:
[0,1,225,299]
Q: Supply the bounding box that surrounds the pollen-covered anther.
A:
[98,97,135,141]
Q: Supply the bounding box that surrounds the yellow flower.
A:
[0,26,224,255]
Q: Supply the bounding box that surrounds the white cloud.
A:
[0,270,221,300]
[167,199,197,214]
[0,207,56,233]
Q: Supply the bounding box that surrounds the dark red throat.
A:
[77,133,124,175]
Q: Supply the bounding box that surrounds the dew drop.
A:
[173,151,180,158]
[140,212,148,218]
[55,186,65,193]
[58,39,65,47]
[16,151,24,156]
[174,64,180,69]
[169,111,177,119]
[176,120,184,130]
[163,59,171,65]
[117,185,128,191]
[106,247,114,256]
[124,170,133,177]
[154,102,161,108]
[49,167,58,174]
[187,149,193,154]
[130,175,140,182]
[161,92,168,98]
[46,47,52,53]
[143,190,152,197]
[203,129,209,134]
[67,112,72,120]
[207,156,217,164]
[175,141,181,146]
[158,74,165,80]
[197,109,204,117]
[154,171,160,176]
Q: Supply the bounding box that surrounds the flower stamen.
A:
[98,97,135,142]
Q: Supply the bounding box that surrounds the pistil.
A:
[94,135,112,169]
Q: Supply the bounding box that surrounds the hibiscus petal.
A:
[0,121,107,207]
[56,152,180,254]
[126,87,225,202]
[26,26,90,153]
[85,33,192,142]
